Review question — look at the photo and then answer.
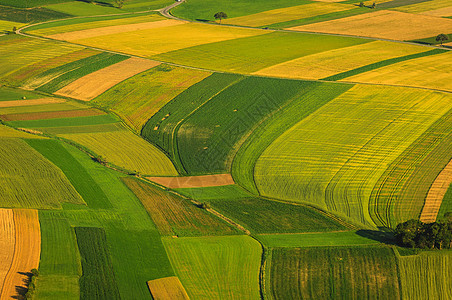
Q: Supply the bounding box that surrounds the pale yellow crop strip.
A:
[394,0,452,14]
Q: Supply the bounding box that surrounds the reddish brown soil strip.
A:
[0,209,15,293]
[420,158,452,223]
[1,108,104,121]
[147,174,235,189]
[0,98,65,108]
[0,209,40,300]
[55,57,160,101]
[147,276,190,300]
[8,49,99,83]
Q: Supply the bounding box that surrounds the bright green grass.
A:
[269,246,400,299]
[323,48,447,81]
[438,185,452,221]
[174,184,252,201]
[0,5,71,23]
[93,64,210,131]
[397,250,452,300]
[46,1,123,16]
[370,108,452,228]
[154,31,370,73]
[75,227,121,300]
[0,20,25,33]
[60,143,175,298]
[8,114,118,128]
[163,235,261,299]
[142,72,243,173]
[23,12,159,34]
[41,122,124,135]
[0,86,42,101]
[0,138,84,208]
[175,76,314,175]
[35,210,80,300]
[255,85,452,227]
[232,81,352,194]
[171,0,310,21]
[0,37,80,80]
[210,197,350,234]
[117,0,173,12]
[258,231,381,247]
[0,0,70,8]
[26,139,112,209]
[36,53,128,93]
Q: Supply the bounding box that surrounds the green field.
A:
[269,246,400,299]
[258,231,381,248]
[0,5,71,23]
[210,197,350,234]
[397,250,452,300]
[154,31,370,73]
[35,211,80,300]
[45,1,123,16]
[92,64,210,131]
[0,86,42,101]
[75,227,121,300]
[122,177,238,236]
[255,85,452,227]
[0,138,84,208]
[163,235,261,299]
[9,114,118,128]
[175,184,252,201]
[0,0,71,8]
[438,185,452,221]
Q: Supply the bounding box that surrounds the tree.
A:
[359,2,364,7]
[115,0,125,9]
[435,33,449,46]
[371,2,376,9]
[214,12,228,24]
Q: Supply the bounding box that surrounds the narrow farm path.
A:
[420,158,452,223]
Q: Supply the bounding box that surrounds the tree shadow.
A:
[11,272,31,300]
[195,19,211,22]
[355,228,397,245]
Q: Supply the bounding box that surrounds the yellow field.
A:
[147,276,190,300]
[49,19,186,41]
[290,10,452,40]
[223,3,353,27]
[0,209,40,300]
[0,124,44,138]
[394,0,452,14]
[0,98,66,108]
[60,130,178,176]
[420,6,452,17]
[254,41,427,79]
[420,159,452,223]
[343,51,452,92]
[73,23,267,57]
[29,14,166,36]
[0,209,15,293]
[0,20,25,32]
[55,58,160,101]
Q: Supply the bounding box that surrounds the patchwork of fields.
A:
[0,0,451,299]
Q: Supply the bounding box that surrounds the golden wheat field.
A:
[0,209,15,292]
[147,276,190,300]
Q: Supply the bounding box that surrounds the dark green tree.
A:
[436,33,449,46]
[214,12,228,24]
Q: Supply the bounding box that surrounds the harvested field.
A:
[394,0,452,14]
[41,122,124,135]
[421,6,452,17]
[59,130,178,176]
[290,10,452,40]
[0,209,15,292]
[5,49,97,87]
[0,138,84,209]
[147,276,189,300]
[93,65,210,131]
[269,247,400,299]
[255,85,452,226]
[1,108,104,121]
[54,58,160,101]
[1,209,41,300]
[0,102,86,115]
[0,124,43,139]
[254,41,427,79]
[343,51,452,92]
[0,98,65,108]
[147,174,234,189]
[48,19,186,41]
[74,23,266,57]
[122,177,237,236]
[163,236,261,299]
[420,159,452,222]
[224,3,353,27]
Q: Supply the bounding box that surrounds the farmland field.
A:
[163,235,261,299]
[122,177,238,236]
[0,209,14,292]
[437,185,452,220]
[269,247,400,299]
[397,250,452,299]
[93,64,210,131]
[147,276,189,300]
[255,85,452,226]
